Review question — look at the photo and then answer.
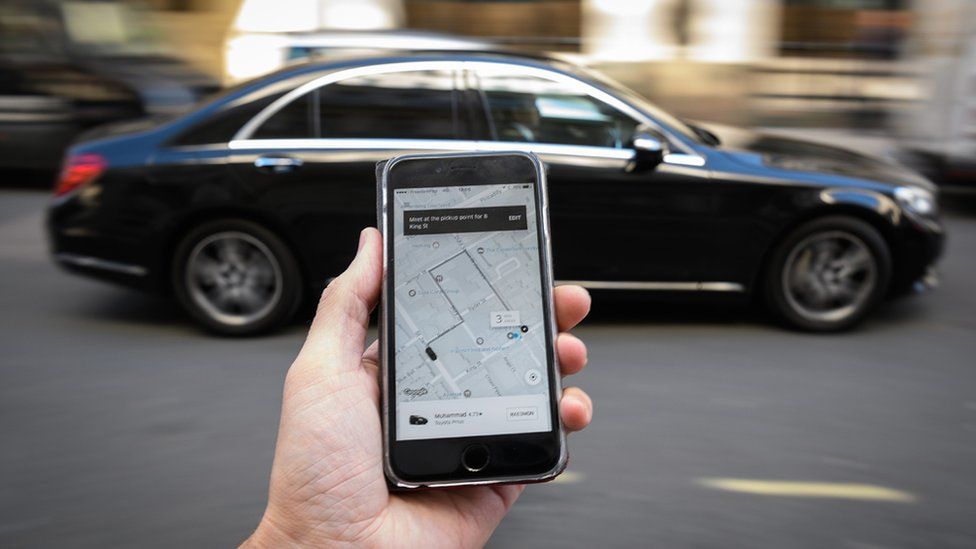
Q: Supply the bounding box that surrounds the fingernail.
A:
[357,228,368,254]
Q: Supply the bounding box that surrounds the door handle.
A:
[254,155,303,174]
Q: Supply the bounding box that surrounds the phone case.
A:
[376,151,567,489]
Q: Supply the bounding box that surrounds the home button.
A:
[461,444,490,473]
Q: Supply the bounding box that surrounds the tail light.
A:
[54,153,107,197]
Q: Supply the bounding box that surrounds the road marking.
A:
[552,470,585,484]
[696,478,916,503]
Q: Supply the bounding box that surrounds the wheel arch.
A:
[160,207,311,295]
[750,200,899,299]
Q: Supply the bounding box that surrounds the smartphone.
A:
[377,151,565,489]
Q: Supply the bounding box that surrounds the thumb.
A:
[298,227,382,372]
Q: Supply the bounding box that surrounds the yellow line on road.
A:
[696,478,915,503]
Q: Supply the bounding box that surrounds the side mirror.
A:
[629,127,669,173]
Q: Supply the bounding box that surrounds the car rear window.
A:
[252,92,312,139]
[170,92,284,146]
[317,70,458,140]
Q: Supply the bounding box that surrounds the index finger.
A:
[554,285,591,332]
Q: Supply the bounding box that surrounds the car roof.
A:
[276,49,569,79]
[209,49,575,108]
[189,49,569,124]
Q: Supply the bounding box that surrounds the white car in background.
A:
[224,0,488,84]
[898,0,976,183]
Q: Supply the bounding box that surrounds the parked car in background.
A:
[47,51,943,335]
[0,0,217,173]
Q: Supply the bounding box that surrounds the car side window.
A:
[317,69,459,139]
[475,68,638,149]
[252,91,312,139]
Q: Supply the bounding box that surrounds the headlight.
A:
[895,186,937,217]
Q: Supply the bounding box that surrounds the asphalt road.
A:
[2,189,975,548]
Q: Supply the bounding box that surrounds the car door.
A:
[466,63,718,286]
[227,64,469,285]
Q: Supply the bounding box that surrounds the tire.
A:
[171,219,302,336]
[763,216,891,332]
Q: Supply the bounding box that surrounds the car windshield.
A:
[60,1,168,57]
[572,63,703,144]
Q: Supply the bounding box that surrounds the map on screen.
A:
[392,182,552,441]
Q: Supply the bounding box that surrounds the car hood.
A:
[691,122,934,191]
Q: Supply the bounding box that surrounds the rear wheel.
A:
[172,219,302,336]
[764,216,891,332]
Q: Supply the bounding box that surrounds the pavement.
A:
[1,189,975,548]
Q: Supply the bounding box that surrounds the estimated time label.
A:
[490,310,521,328]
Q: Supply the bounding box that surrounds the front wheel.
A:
[763,216,891,332]
[172,219,303,336]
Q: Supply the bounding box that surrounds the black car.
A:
[46,51,943,335]
[0,0,216,172]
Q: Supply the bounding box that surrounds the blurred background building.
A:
[133,0,937,129]
[3,0,975,177]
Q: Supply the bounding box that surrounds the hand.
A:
[245,228,593,548]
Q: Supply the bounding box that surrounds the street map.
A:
[392,183,553,440]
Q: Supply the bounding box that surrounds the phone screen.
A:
[391,181,553,441]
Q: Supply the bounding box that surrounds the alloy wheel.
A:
[781,230,877,323]
[185,231,283,327]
